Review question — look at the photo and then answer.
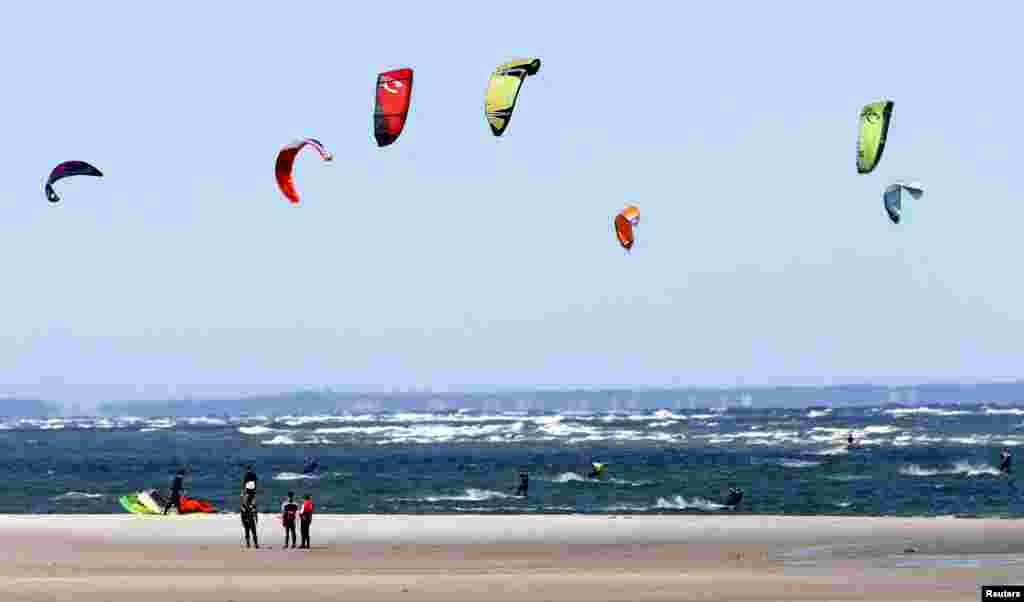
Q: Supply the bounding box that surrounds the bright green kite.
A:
[856,99,894,174]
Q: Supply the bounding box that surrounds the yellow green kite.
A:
[856,99,894,174]
[484,58,541,137]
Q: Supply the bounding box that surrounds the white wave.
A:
[815,446,849,456]
[51,492,104,501]
[239,426,278,435]
[985,408,1024,416]
[273,472,320,481]
[829,474,871,481]
[807,409,831,418]
[144,418,176,427]
[779,459,821,468]
[834,501,853,508]
[655,496,726,511]
[884,407,970,417]
[948,436,992,445]
[900,461,1003,478]
[184,417,227,426]
[422,488,515,502]
[863,425,902,434]
[260,435,330,446]
[313,421,526,443]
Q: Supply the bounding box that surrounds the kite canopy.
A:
[614,212,635,251]
[484,58,541,137]
[44,160,103,203]
[856,99,894,174]
[275,138,333,204]
[374,68,414,147]
[883,180,923,224]
[119,490,216,515]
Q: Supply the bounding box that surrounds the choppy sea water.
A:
[3,405,1022,516]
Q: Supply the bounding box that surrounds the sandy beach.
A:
[0,515,1020,601]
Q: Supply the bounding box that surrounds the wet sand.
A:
[0,515,1020,601]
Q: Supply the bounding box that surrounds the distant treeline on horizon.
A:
[66,381,1024,417]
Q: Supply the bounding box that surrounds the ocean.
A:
[3,404,1021,516]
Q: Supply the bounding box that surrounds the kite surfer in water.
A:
[725,486,744,508]
[587,463,606,480]
[1001,449,1012,474]
[515,472,529,497]
[303,457,319,475]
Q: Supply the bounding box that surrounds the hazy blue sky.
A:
[1,2,1022,404]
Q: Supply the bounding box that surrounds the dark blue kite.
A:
[45,161,103,203]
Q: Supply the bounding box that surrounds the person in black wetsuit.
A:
[240,495,259,548]
[242,465,258,504]
[163,468,185,515]
[725,486,744,508]
[847,432,855,446]
[281,491,299,549]
[515,472,529,497]
[1000,449,1012,474]
[303,457,319,475]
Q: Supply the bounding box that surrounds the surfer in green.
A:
[163,468,185,515]
[587,462,606,480]
[241,495,259,548]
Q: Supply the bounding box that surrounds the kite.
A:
[374,68,414,147]
[614,205,639,251]
[484,58,541,136]
[44,161,103,203]
[856,99,894,174]
[883,180,923,224]
[275,138,333,204]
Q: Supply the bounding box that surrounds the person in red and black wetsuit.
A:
[298,494,314,549]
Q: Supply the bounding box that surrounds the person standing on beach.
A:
[163,468,185,515]
[241,495,259,548]
[281,491,299,549]
[298,494,314,549]
[242,465,258,504]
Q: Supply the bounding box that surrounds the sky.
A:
[1,2,1022,405]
